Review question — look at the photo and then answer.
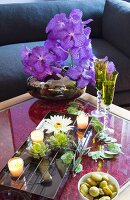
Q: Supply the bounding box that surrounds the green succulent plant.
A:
[47,132,70,150]
[29,142,49,159]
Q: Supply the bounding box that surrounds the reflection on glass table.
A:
[0,190,30,200]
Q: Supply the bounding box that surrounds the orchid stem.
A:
[58,46,74,67]
[70,52,74,67]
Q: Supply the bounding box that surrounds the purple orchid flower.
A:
[84,27,91,39]
[55,22,85,49]
[69,9,83,23]
[45,39,68,61]
[21,46,31,59]
[67,65,95,88]
[21,46,32,66]
[83,19,93,26]
[107,61,115,74]
[79,57,95,70]
[103,56,108,62]
[21,9,96,88]
[46,13,68,34]
[22,46,57,80]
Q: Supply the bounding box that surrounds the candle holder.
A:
[31,129,44,143]
[8,157,24,178]
[77,129,86,140]
[77,114,89,130]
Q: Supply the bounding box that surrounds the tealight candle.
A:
[31,129,44,143]
[8,157,24,177]
[77,114,89,129]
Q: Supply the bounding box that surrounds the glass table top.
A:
[0,98,130,200]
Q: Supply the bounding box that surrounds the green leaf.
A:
[87,140,121,161]
[105,138,117,143]
[107,143,122,154]
[104,151,119,155]
[75,157,82,166]
[67,101,84,115]
[100,152,114,159]
[94,125,103,132]
[75,163,83,173]
[78,147,91,155]
[88,151,101,160]
[97,133,117,144]
[73,157,82,171]
[98,135,108,140]
[67,106,79,115]
[72,156,83,174]
[67,102,80,115]
[68,102,78,108]
[61,151,74,164]
[91,117,99,122]
[102,137,114,142]
[90,117,104,133]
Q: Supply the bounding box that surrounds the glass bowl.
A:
[78,172,120,200]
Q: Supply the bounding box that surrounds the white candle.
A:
[77,114,89,129]
[8,157,24,177]
[31,129,44,143]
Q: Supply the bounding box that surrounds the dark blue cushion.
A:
[103,0,130,58]
[0,0,105,46]
[0,41,43,102]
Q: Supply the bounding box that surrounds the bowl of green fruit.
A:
[78,172,120,200]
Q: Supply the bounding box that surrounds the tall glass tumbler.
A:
[91,59,107,117]
[102,71,119,135]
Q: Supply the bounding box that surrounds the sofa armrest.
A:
[0,0,105,46]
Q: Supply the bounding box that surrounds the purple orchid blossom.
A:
[22,46,57,80]
[21,46,31,60]
[54,22,86,49]
[44,40,68,61]
[21,9,96,88]
[67,65,95,88]
[107,61,115,75]
[21,47,32,66]
[46,13,68,34]
[69,9,83,23]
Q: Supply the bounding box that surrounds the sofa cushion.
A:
[103,0,130,58]
[0,0,105,46]
[0,41,43,102]
[92,38,130,93]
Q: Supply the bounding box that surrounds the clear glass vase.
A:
[27,76,86,100]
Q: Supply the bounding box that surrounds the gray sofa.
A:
[0,0,130,106]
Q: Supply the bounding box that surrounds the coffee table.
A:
[0,92,130,200]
